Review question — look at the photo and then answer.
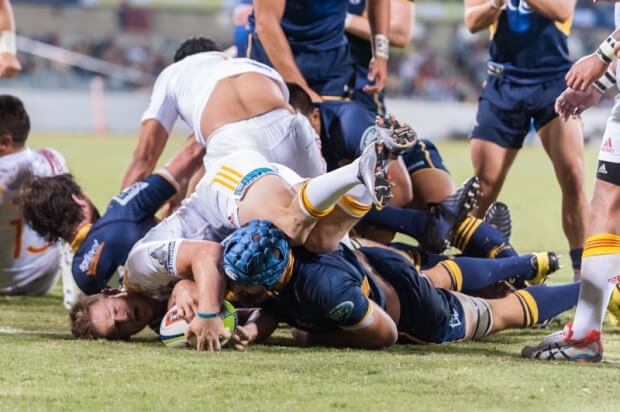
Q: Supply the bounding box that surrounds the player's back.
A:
[489,0,573,83]
[0,148,66,293]
[143,52,287,144]
[264,246,384,332]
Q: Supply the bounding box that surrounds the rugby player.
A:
[464,0,587,278]
[121,37,326,189]
[120,140,412,350]
[0,95,67,296]
[69,221,561,343]
[288,83,515,260]
[219,220,579,349]
[0,0,20,78]
[248,0,389,103]
[345,0,413,115]
[522,5,620,362]
[19,137,204,303]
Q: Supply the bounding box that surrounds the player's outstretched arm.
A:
[121,120,170,189]
[464,0,505,34]
[291,302,398,349]
[253,0,320,102]
[525,0,576,23]
[175,240,229,352]
[0,0,21,78]
[566,28,620,91]
[346,0,413,49]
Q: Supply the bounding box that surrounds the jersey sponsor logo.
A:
[448,308,462,329]
[506,0,533,33]
[328,301,355,322]
[602,137,614,153]
[79,240,105,276]
[234,167,277,197]
[113,182,149,206]
[149,242,177,274]
[598,163,608,175]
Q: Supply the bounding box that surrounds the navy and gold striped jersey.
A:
[489,0,573,83]
[71,174,176,295]
[262,246,385,332]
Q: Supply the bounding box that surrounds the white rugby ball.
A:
[159,302,238,349]
[159,305,190,348]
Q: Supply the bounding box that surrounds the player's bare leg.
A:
[539,117,587,280]
[470,138,519,218]
[408,168,455,208]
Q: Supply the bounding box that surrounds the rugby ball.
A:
[159,301,238,349]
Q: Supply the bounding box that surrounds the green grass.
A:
[2,133,620,411]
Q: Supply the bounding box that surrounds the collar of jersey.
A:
[70,224,93,252]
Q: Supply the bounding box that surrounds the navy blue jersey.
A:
[71,174,176,295]
[320,101,376,170]
[489,1,573,83]
[263,246,385,332]
[263,0,348,52]
[248,0,354,97]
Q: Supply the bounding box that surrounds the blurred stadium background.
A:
[3,0,616,139]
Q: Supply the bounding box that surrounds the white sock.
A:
[299,160,361,218]
[571,234,620,339]
[338,184,373,218]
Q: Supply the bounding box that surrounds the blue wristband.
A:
[197,311,219,319]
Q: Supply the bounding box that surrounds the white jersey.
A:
[141,52,289,145]
[0,147,68,293]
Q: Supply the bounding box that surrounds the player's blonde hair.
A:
[69,295,101,339]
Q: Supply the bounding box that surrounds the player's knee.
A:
[557,164,585,195]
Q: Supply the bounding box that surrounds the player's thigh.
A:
[538,116,585,186]
[401,139,453,206]
[409,168,455,207]
[470,139,519,187]
[237,174,296,223]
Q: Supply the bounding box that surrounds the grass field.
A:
[2,133,620,411]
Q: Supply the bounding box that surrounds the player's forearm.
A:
[464,0,503,33]
[122,120,169,189]
[524,0,575,23]
[367,0,390,39]
[0,0,15,32]
[192,254,225,315]
[162,135,204,191]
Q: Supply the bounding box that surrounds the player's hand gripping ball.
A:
[160,301,238,348]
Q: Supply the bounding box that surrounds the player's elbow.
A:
[255,15,279,39]
[390,31,411,49]
[554,10,572,24]
[464,13,484,34]
[364,324,398,349]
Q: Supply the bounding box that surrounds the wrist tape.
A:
[372,34,389,60]
[596,35,617,65]
[0,31,16,55]
[593,66,617,94]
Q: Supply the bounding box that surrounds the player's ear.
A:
[0,133,13,154]
[310,107,321,135]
